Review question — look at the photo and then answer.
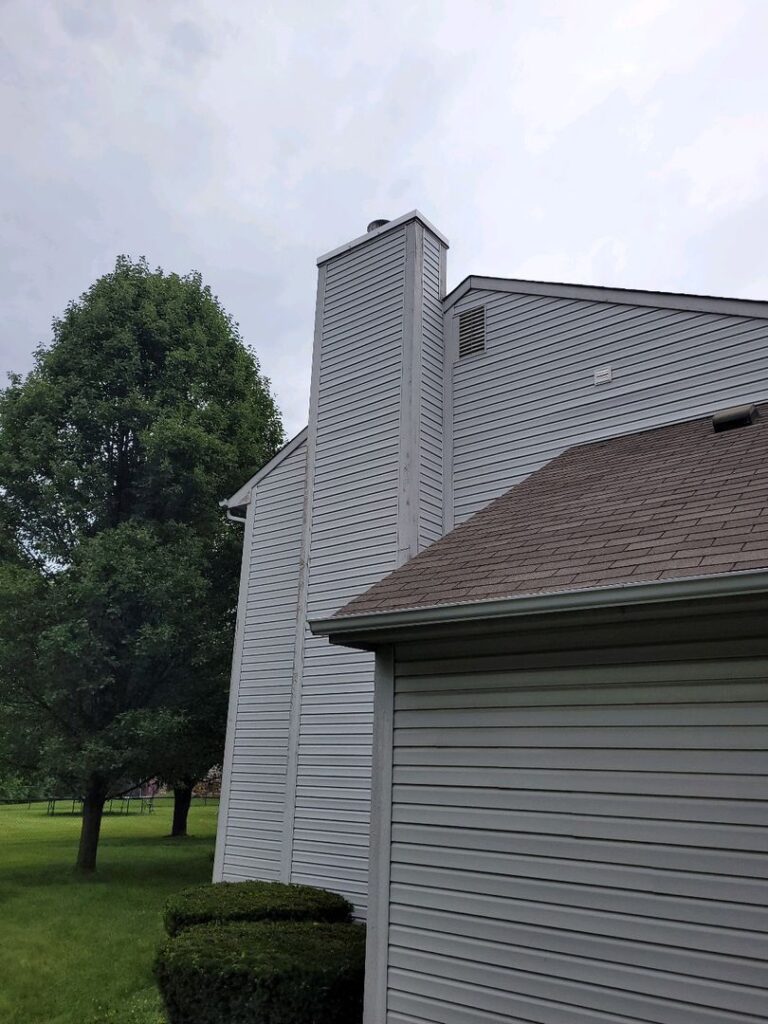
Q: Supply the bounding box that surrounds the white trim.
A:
[212,495,257,880]
[223,427,309,509]
[280,264,326,881]
[317,210,449,266]
[311,568,768,640]
[362,647,395,1024]
[443,274,768,320]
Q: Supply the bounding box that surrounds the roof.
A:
[443,274,768,320]
[222,427,308,510]
[331,408,768,623]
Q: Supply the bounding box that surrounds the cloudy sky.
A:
[2,0,768,436]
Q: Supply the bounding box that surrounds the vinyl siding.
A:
[290,228,409,911]
[385,610,768,1024]
[450,288,768,521]
[418,232,445,548]
[219,440,306,881]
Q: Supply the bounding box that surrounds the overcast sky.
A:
[2,0,768,436]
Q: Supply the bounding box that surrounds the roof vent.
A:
[367,218,390,233]
[712,403,759,433]
[458,306,486,358]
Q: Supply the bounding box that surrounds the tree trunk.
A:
[76,788,106,873]
[171,780,193,837]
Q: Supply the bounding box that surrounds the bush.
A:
[154,921,366,1024]
[163,880,352,936]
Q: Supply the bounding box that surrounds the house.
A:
[313,408,768,1023]
[213,210,768,923]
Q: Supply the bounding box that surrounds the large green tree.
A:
[0,257,282,870]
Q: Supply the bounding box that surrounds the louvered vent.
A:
[458,306,486,357]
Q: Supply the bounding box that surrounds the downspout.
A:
[219,498,248,525]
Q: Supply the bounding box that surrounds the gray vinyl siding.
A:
[450,288,768,522]
[290,228,409,910]
[385,614,768,1024]
[417,232,445,548]
[219,441,306,881]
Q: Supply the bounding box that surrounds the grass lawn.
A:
[0,798,218,1024]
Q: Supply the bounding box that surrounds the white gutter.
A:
[310,568,768,639]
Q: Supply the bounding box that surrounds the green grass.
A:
[0,798,219,1024]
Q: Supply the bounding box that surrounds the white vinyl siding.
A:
[384,618,768,1024]
[218,440,306,881]
[218,217,447,907]
[418,232,445,548]
[450,289,768,522]
[290,228,408,912]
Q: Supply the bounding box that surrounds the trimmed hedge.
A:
[154,921,366,1024]
[163,880,353,936]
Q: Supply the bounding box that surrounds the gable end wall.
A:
[449,288,768,522]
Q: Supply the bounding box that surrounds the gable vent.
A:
[458,306,486,358]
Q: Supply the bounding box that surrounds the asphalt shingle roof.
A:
[335,409,768,619]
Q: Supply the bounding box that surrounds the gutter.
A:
[310,568,768,639]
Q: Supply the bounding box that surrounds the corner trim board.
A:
[441,294,456,536]
[397,220,421,564]
[280,264,327,881]
[362,646,395,1024]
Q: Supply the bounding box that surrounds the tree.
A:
[0,257,282,870]
[153,704,228,838]
[149,650,232,838]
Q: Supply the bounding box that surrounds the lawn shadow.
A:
[0,838,215,891]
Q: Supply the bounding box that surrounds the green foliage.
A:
[154,921,366,1024]
[0,523,215,798]
[164,880,353,936]
[0,256,282,563]
[0,257,283,864]
[0,771,50,803]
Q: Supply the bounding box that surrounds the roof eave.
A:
[222,426,309,509]
[310,568,768,644]
[442,275,768,319]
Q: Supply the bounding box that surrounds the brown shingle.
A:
[334,410,768,619]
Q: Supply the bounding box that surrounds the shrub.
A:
[163,880,352,937]
[154,921,366,1024]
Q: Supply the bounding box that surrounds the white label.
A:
[594,366,613,385]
